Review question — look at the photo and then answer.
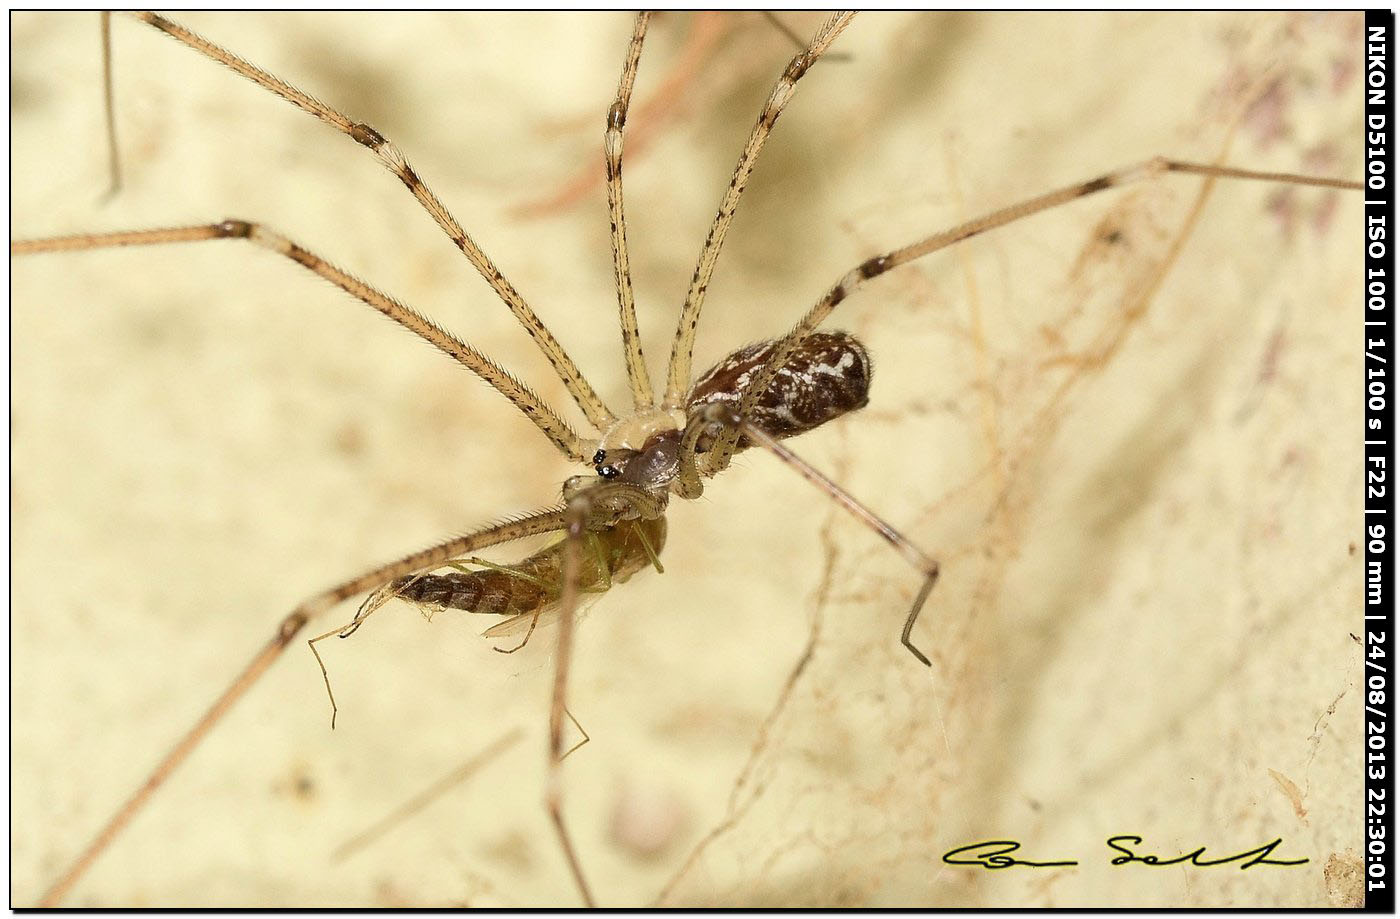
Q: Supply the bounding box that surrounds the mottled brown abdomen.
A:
[686,330,871,445]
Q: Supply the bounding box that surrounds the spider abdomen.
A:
[686,330,871,443]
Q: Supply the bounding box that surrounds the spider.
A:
[12,12,1364,908]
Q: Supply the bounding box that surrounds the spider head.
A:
[591,429,682,493]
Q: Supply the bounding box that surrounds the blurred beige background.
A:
[12,12,1364,907]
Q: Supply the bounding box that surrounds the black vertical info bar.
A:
[1366,8,1395,914]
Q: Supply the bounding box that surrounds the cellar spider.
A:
[12,12,1365,908]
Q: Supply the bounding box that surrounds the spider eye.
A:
[599,465,619,479]
[592,449,606,465]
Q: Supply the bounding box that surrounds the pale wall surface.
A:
[12,12,1364,907]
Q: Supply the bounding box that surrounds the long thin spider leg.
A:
[607,12,655,410]
[126,11,617,430]
[99,12,121,198]
[702,404,937,665]
[706,157,1366,472]
[546,494,597,907]
[12,221,591,462]
[513,14,733,220]
[36,507,572,907]
[540,482,670,907]
[759,11,852,62]
[662,11,855,409]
